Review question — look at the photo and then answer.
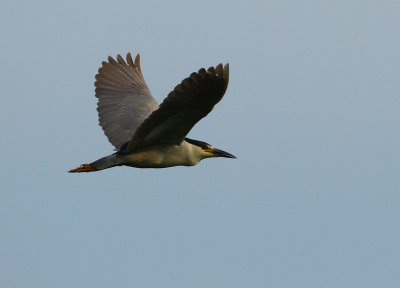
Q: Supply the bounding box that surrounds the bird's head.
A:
[185,138,236,160]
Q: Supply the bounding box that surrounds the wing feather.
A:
[95,53,159,150]
[125,63,229,151]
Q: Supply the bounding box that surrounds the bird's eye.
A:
[201,145,208,150]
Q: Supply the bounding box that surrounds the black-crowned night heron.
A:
[69,53,235,173]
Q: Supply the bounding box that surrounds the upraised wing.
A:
[124,63,229,152]
[95,53,159,150]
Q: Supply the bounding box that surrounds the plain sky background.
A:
[1,1,399,287]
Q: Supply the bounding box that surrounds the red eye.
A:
[201,145,208,150]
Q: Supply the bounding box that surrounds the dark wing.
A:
[124,63,229,152]
[95,53,159,150]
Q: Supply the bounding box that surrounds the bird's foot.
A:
[68,163,97,173]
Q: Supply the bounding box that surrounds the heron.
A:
[69,53,236,173]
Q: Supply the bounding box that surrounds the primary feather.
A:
[125,63,229,152]
[95,53,159,150]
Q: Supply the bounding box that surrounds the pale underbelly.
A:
[119,150,195,168]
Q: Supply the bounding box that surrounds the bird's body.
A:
[96,140,202,169]
[69,53,235,173]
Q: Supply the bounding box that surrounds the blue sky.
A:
[1,1,399,287]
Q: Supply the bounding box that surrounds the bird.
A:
[69,53,236,173]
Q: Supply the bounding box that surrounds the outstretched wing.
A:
[124,63,229,152]
[95,53,159,150]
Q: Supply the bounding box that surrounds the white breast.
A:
[119,141,201,168]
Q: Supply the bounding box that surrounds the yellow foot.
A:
[68,163,97,173]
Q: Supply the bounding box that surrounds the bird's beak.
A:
[212,148,237,159]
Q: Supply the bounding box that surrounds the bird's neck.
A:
[183,141,205,165]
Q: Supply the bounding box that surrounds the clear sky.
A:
[1,1,399,287]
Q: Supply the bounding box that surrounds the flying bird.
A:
[69,53,235,173]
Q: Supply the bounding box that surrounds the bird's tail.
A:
[68,154,121,173]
